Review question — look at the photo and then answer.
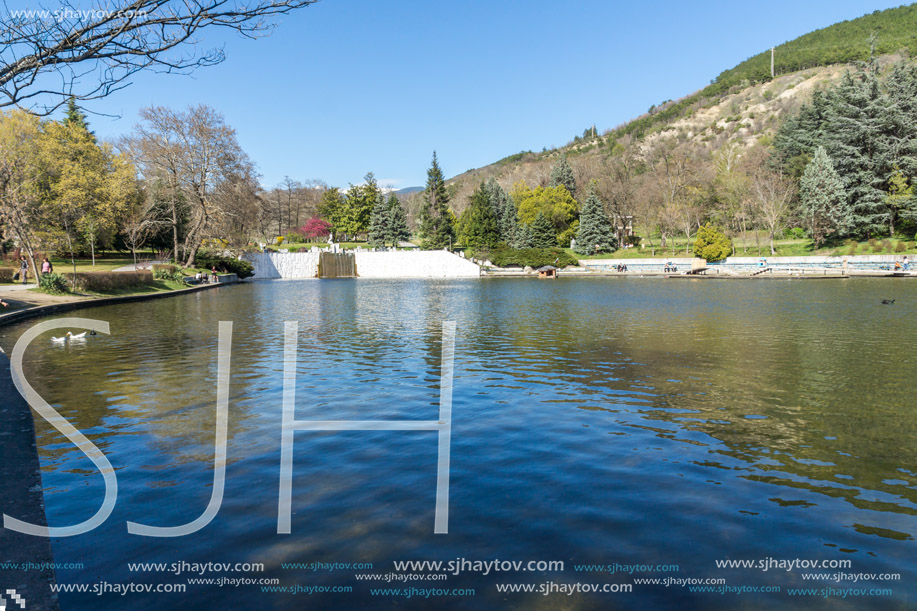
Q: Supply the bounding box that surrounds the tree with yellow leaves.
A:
[38,107,138,269]
[0,109,45,280]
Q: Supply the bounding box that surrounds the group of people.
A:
[194,267,221,283]
[615,263,629,272]
[15,255,53,284]
[663,262,678,272]
[2,255,53,307]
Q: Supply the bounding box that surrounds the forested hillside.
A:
[395,5,917,256]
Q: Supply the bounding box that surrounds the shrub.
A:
[872,239,886,253]
[785,227,806,240]
[895,241,907,253]
[196,254,255,279]
[152,264,178,279]
[152,264,185,282]
[0,267,14,283]
[692,224,732,262]
[39,272,69,294]
[484,248,578,268]
[67,271,154,293]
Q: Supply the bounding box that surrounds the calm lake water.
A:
[2,278,915,610]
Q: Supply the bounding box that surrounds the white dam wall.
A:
[244,250,481,279]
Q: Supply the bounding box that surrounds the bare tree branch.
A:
[0,0,320,113]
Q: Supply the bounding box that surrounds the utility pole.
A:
[771,47,775,78]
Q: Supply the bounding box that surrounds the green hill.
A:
[712,4,917,92]
[605,4,917,145]
[401,5,917,224]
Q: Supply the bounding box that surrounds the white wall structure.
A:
[245,252,319,279]
[354,251,481,278]
[244,250,481,279]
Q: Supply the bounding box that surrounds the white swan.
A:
[51,335,68,343]
[70,331,87,339]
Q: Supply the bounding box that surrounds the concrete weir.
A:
[0,351,59,610]
[245,250,482,279]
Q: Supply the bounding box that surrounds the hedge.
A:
[196,255,255,279]
[483,248,579,269]
[67,271,154,292]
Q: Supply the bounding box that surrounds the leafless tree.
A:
[124,104,255,266]
[598,138,642,246]
[647,140,701,253]
[751,166,796,255]
[120,107,187,262]
[122,192,167,268]
[1,0,321,114]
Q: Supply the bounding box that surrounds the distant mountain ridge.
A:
[393,186,423,196]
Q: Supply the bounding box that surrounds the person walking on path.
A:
[41,257,52,275]
[19,256,28,284]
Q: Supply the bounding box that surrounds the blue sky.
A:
[22,0,910,188]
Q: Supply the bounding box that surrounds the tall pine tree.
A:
[800,146,850,247]
[574,184,617,254]
[386,193,411,247]
[484,177,517,246]
[528,211,556,248]
[419,152,455,249]
[460,182,500,249]
[63,97,94,138]
[820,69,891,238]
[549,153,577,199]
[368,190,390,247]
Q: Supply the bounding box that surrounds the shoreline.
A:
[0,280,239,609]
[0,351,59,611]
[0,281,234,329]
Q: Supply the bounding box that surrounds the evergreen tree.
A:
[460,182,500,249]
[386,193,411,247]
[484,177,516,246]
[800,147,850,248]
[820,69,891,238]
[528,211,556,248]
[515,222,533,248]
[774,89,830,178]
[692,224,732,262]
[368,190,390,247]
[885,168,913,236]
[574,184,617,254]
[418,152,455,249]
[318,188,345,235]
[775,63,917,239]
[549,153,577,199]
[63,97,93,137]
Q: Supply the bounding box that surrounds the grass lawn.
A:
[78,278,190,296]
[32,278,197,299]
[49,253,152,273]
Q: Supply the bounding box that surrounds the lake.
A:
[1,277,915,610]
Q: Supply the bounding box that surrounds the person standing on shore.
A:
[19,256,28,284]
[904,256,910,271]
